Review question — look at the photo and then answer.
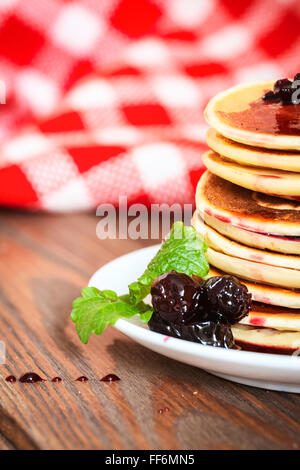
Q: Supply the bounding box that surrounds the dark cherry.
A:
[148,311,235,349]
[76,376,88,382]
[202,275,251,324]
[263,90,279,102]
[5,375,16,383]
[280,87,294,104]
[200,310,225,324]
[294,73,300,82]
[101,374,120,382]
[151,271,203,324]
[274,78,292,94]
[19,372,44,383]
[51,377,62,383]
[263,77,300,104]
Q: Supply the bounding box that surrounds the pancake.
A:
[202,150,300,198]
[207,128,300,173]
[232,324,300,353]
[241,302,300,332]
[204,81,300,150]
[207,247,300,289]
[199,212,300,255]
[192,213,300,270]
[196,171,300,236]
[207,267,300,309]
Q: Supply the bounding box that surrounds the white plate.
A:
[89,245,300,393]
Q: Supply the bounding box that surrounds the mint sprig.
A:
[71,288,152,344]
[71,222,209,343]
[129,222,209,304]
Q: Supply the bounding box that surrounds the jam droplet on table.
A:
[76,376,88,382]
[51,377,62,383]
[158,407,170,414]
[100,374,120,382]
[5,375,16,383]
[19,372,44,383]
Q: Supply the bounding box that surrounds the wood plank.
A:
[0,210,300,449]
[0,432,15,450]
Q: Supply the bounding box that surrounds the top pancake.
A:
[196,171,300,236]
[204,81,300,150]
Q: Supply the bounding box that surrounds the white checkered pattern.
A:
[0,0,299,210]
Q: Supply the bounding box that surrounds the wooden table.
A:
[0,210,300,450]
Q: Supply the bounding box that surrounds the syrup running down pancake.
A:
[207,247,300,289]
[196,171,300,236]
[198,211,300,255]
[240,302,300,332]
[232,324,300,354]
[205,81,300,150]
[192,213,300,270]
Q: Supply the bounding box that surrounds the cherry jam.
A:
[151,271,203,324]
[158,407,169,414]
[76,376,88,382]
[5,375,16,383]
[100,374,120,382]
[51,377,62,383]
[19,373,44,383]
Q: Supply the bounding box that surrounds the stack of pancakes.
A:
[192,81,300,354]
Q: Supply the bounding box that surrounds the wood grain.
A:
[0,210,300,450]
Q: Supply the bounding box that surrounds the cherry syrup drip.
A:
[100,374,120,382]
[6,374,120,384]
[158,407,169,414]
[51,377,62,383]
[5,375,16,383]
[76,376,88,382]
[19,372,44,383]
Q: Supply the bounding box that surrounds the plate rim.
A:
[88,244,300,372]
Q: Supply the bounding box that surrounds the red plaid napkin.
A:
[1,0,300,211]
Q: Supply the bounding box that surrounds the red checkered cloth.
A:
[0,0,300,211]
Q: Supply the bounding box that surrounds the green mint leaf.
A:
[71,223,208,344]
[139,309,153,323]
[71,287,153,343]
[81,287,102,299]
[129,221,209,304]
